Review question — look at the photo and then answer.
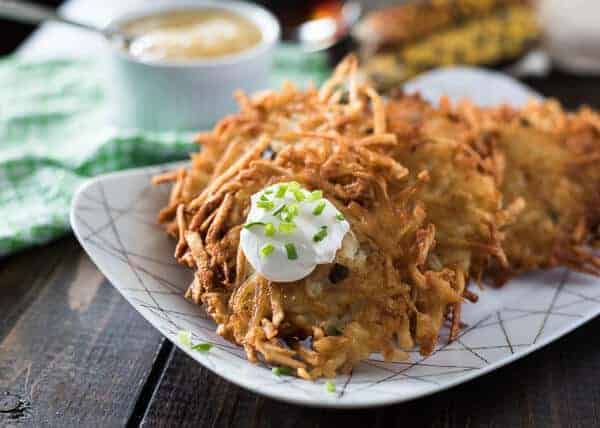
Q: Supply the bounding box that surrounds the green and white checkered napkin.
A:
[0,45,330,256]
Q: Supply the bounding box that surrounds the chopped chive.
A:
[192,343,212,352]
[178,330,192,348]
[335,213,345,221]
[288,181,301,191]
[279,222,297,234]
[313,201,326,216]
[272,366,293,376]
[285,243,298,260]
[308,190,323,201]
[287,203,299,217]
[313,226,328,242]
[264,223,276,237]
[243,221,266,229]
[275,184,288,198]
[264,189,274,195]
[257,200,274,210]
[260,194,270,201]
[273,203,287,217]
[325,381,336,393]
[292,189,305,202]
[260,243,274,258]
[281,203,299,222]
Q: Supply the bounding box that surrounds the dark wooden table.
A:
[1,70,600,427]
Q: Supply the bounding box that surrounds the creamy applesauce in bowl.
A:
[122,8,263,63]
[105,1,280,130]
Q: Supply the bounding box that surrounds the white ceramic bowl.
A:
[106,0,280,131]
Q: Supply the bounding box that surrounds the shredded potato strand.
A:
[152,56,600,379]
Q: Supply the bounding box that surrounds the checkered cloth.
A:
[0,46,329,256]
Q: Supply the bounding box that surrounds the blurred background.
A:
[0,0,62,52]
[2,0,600,108]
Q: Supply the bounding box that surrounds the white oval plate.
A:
[70,68,600,408]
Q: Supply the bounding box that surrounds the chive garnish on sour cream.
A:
[261,243,274,257]
[308,190,323,201]
[275,184,288,198]
[285,243,298,260]
[273,203,287,217]
[264,223,276,236]
[286,203,299,218]
[313,201,326,216]
[279,222,297,234]
[243,221,266,229]
[281,204,299,222]
[292,189,305,202]
[313,226,328,242]
[240,182,350,282]
[257,199,274,210]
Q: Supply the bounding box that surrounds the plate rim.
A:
[71,164,599,409]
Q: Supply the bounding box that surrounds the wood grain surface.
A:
[1,76,600,427]
[0,238,166,427]
[139,319,600,428]
[2,229,600,427]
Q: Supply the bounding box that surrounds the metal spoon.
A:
[0,0,132,44]
[291,1,362,53]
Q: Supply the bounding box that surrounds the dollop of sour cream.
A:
[240,182,350,282]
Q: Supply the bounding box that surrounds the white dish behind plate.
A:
[106,0,280,131]
[71,68,600,408]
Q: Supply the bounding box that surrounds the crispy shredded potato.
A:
[154,57,466,378]
[154,56,599,379]
[454,99,600,282]
[386,93,600,283]
[386,94,512,283]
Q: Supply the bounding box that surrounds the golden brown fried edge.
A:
[432,96,600,282]
[153,57,469,379]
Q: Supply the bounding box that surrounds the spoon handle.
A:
[0,0,102,33]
